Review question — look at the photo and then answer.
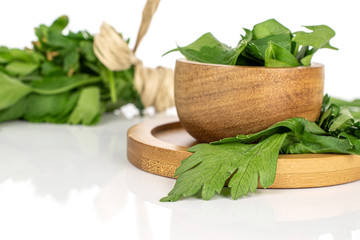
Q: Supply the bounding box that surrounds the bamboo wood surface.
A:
[174,59,325,142]
[127,117,360,188]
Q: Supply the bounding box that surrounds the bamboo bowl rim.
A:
[176,58,324,69]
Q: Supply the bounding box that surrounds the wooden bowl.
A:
[174,59,324,142]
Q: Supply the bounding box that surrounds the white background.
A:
[1,2,360,240]
[0,0,359,100]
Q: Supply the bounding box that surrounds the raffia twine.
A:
[93,0,174,112]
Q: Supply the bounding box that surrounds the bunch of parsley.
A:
[165,19,337,67]
[0,16,143,125]
[161,96,360,201]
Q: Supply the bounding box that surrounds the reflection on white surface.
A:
[0,114,360,240]
[126,164,360,240]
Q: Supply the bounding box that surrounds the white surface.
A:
[0,0,360,99]
[0,114,360,240]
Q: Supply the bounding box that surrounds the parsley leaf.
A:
[265,41,300,67]
[0,16,143,125]
[161,97,360,202]
[0,72,32,111]
[165,19,337,67]
[292,25,338,50]
[160,134,287,202]
[252,19,291,40]
[67,87,101,125]
[163,32,245,65]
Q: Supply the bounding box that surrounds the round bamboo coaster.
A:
[127,117,360,188]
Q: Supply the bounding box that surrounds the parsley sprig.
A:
[164,19,337,67]
[0,16,143,125]
[161,96,360,201]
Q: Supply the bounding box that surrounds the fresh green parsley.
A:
[161,95,360,201]
[0,16,143,125]
[165,19,337,67]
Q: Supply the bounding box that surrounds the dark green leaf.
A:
[265,41,300,67]
[0,47,12,63]
[300,53,313,66]
[30,75,101,95]
[0,97,27,123]
[5,61,39,76]
[0,72,32,110]
[252,19,291,40]
[295,46,309,61]
[235,54,263,66]
[83,61,100,74]
[339,132,360,154]
[68,87,101,125]
[166,33,244,65]
[292,25,338,50]
[282,131,353,154]
[161,133,287,201]
[213,118,324,145]
[318,99,360,134]
[100,67,117,103]
[318,103,340,131]
[34,24,49,45]
[8,48,32,62]
[297,47,317,66]
[49,15,69,32]
[47,30,76,49]
[68,30,94,41]
[240,28,253,42]
[321,94,331,112]
[247,33,291,60]
[291,41,299,56]
[41,61,66,76]
[229,134,287,198]
[63,48,80,73]
[79,41,97,62]
[24,92,79,123]
[328,107,354,132]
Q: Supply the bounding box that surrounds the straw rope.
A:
[93,0,174,111]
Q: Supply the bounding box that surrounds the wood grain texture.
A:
[174,59,325,142]
[127,117,360,188]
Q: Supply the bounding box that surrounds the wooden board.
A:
[127,117,360,188]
